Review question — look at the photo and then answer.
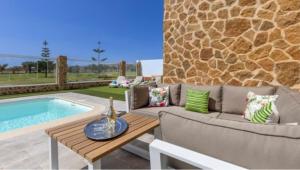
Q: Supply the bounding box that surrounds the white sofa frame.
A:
[150,139,247,170]
[125,90,130,113]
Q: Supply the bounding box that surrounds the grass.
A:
[0,73,56,85]
[0,86,128,101]
[75,86,127,101]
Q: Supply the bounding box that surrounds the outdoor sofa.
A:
[126,84,300,169]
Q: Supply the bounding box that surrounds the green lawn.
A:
[0,86,128,101]
[0,73,56,85]
[75,86,127,101]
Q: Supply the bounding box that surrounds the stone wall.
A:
[0,84,59,95]
[0,81,111,95]
[163,0,300,87]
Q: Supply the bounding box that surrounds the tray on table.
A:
[84,117,128,141]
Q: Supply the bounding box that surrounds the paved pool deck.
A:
[0,93,150,169]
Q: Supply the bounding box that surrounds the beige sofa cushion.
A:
[222,85,275,115]
[217,113,249,123]
[130,106,220,118]
[158,84,181,106]
[130,85,149,109]
[275,87,300,124]
[159,110,300,169]
[179,84,222,112]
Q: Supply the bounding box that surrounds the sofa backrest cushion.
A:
[158,84,181,106]
[275,86,300,124]
[130,85,149,110]
[179,84,222,112]
[222,85,275,115]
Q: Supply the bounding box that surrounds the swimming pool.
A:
[0,98,92,132]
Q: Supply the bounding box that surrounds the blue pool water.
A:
[0,98,91,132]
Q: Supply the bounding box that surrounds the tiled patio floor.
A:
[0,93,150,169]
[0,130,150,169]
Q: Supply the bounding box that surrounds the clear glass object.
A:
[107,97,117,132]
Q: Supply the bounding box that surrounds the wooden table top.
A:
[45,113,160,162]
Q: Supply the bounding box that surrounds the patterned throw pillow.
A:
[244,91,278,120]
[185,89,210,113]
[251,102,279,124]
[148,86,169,107]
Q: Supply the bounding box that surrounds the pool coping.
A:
[0,93,107,140]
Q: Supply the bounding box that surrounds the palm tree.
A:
[92,41,107,76]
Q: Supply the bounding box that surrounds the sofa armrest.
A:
[150,139,246,170]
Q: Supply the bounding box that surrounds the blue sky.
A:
[0,0,163,64]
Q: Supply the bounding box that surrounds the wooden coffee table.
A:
[45,113,159,170]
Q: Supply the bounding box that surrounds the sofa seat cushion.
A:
[131,106,220,118]
[222,85,275,115]
[159,110,300,169]
[179,84,222,112]
[217,113,249,123]
[131,106,179,117]
[275,87,300,124]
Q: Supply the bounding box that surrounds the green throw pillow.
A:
[251,102,274,124]
[185,89,209,113]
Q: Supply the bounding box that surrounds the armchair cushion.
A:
[222,85,275,115]
[130,85,149,109]
[275,86,300,123]
[158,84,181,106]
[179,84,222,112]
[185,89,209,113]
[149,86,169,107]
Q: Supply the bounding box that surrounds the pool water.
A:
[0,98,91,132]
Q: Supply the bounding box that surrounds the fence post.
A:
[119,60,126,76]
[56,56,67,89]
[136,61,142,76]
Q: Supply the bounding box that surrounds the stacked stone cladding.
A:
[163,0,300,87]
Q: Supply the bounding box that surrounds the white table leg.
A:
[88,159,101,170]
[49,137,59,170]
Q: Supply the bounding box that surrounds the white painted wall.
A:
[139,59,163,76]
